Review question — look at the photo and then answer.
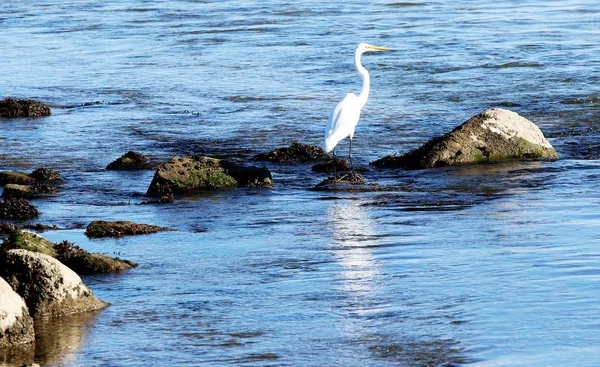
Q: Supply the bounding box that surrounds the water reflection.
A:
[0,310,101,367]
[327,201,382,307]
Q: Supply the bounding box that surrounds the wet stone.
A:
[29,168,62,182]
[253,142,330,163]
[0,98,51,118]
[1,183,57,199]
[106,151,150,170]
[85,220,173,238]
[0,199,40,220]
[0,172,36,186]
[53,240,138,274]
[372,108,559,170]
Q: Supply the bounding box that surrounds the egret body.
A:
[324,43,391,176]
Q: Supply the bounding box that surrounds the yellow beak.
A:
[367,44,392,51]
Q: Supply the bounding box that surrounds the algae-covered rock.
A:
[0,229,56,257]
[85,220,172,238]
[371,108,559,170]
[0,249,109,319]
[0,277,34,347]
[0,199,40,220]
[146,155,273,197]
[0,98,51,118]
[1,183,57,199]
[254,142,330,163]
[106,151,150,170]
[54,240,137,274]
[0,172,35,186]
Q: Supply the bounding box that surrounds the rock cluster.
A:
[254,142,329,162]
[85,220,172,239]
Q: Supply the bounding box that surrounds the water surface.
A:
[1,1,599,366]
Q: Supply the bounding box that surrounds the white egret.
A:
[324,42,391,178]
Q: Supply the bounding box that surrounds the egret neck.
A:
[355,48,370,109]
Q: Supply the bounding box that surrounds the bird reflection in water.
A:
[327,202,383,312]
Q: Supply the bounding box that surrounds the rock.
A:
[0,199,40,220]
[254,142,330,162]
[0,249,108,319]
[85,220,172,238]
[371,108,559,170]
[0,98,51,118]
[53,240,137,274]
[106,151,150,170]
[1,183,57,199]
[1,230,136,275]
[146,155,273,197]
[0,171,35,186]
[29,167,62,182]
[0,277,34,347]
[311,159,349,173]
[1,229,56,257]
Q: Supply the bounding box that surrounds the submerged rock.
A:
[1,183,57,199]
[0,277,34,347]
[0,249,108,319]
[254,142,329,163]
[0,98,51,118]
[85,220,172,238]
[0,199,40,220]
[371,108,559,170]
[106,151,150,170]
[146,155,273,197]
[53,240,137,274]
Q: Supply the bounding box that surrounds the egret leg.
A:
[332,147,337,179]
[349,138,355,177]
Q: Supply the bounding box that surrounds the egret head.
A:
[356,43,392,55]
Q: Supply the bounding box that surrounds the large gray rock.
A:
[372,108,558,169]
[0,277,34,347]
[0,250,108,320]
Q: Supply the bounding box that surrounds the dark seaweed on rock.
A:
[253,142,330,162]
[30,167,62,181]
[106,151,150,170]
[311,159,349,173]
[85,220,173,238]
[54,240,138,274]
[0,98,51,117]
[0,171,36,186]
[0,199,40,220]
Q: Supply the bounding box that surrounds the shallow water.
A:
[1,1,600,366]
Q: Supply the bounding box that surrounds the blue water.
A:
[1,1,599,366]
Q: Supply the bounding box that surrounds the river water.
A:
[1,1,599,366]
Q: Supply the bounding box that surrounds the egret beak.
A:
[367,45,392,51]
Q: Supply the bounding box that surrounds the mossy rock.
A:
[254,142,330,163]
[1,183,57,199]
[0,98,51,118]
[85,220,173,238]
[54,240,137,274]
[146,155,273,197]
[0,229,56,257]
[0,199,40,220]
[0,171,36,186]
[371,108,559,170]
[106,151,150,170]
